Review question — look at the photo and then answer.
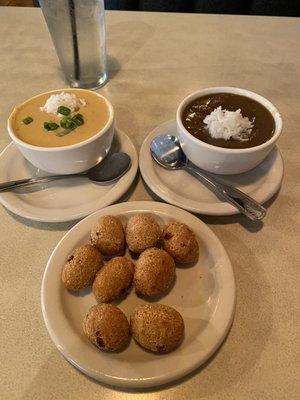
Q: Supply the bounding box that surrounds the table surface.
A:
[0,7,299,400]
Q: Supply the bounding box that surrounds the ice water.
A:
[39,0,107,89]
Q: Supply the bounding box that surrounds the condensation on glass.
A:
[39,0,108,89]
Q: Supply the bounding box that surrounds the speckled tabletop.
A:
[0,7,299,400]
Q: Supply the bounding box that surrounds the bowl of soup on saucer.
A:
[176,87,282,175]
[7,88,114,174]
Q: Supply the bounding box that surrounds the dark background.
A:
[104,0,300,16]
[2,0,299,17]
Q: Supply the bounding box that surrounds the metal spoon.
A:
[150,135,266,221]
[0,152,131,192]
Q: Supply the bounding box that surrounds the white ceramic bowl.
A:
[7,88,114,174]
[176,87,282,175]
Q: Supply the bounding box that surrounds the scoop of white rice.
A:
[40,92,86,115]
[203,106,254,141]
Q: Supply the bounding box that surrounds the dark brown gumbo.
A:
[182,93,275,149]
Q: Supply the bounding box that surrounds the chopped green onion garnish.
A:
[44,121,59,131]
[60,117,77,130]
[56,129,74,137]
[72,113,84,126]
[57,106,71,116]
[22,116,33,125]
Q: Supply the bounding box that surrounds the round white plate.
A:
[139,120,284,216]
[0,129,138,223]
[41,201,235,388]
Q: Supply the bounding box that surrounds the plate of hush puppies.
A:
[41,201,235,388]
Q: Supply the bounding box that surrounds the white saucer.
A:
[41,201,235,388]
[0,129,138,223]
[139,120,284,216]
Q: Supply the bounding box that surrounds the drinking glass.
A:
[39,0,108,89]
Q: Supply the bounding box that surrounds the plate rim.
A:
[0,129,138,223]
[41,201,236,388]
[139,120,284,216]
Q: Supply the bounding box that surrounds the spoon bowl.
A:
[87,152,131,183]
[150,135,186,169]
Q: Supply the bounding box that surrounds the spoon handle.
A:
[185,163,266,221]
[0,174,83,192]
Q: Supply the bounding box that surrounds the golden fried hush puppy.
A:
[92,257,135,303]
[162,222,199,264]
[62,244,103,291]
[134,248,175,296]
[125,213,162,253]
[130,303,184,353]
[83,304,130,351]
[90,215,125,257]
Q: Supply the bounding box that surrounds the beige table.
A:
[0,7,299,400]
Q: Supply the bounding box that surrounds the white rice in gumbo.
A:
[203,106,254,141]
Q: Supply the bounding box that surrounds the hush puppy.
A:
[130,303,184,353]
[90,215,125,257]
[83,304,130,351]
[93,257,135,303]
[125,213,162,253]
[62,244,103,291]
[162,222,199,264]
[134,248,175,297]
